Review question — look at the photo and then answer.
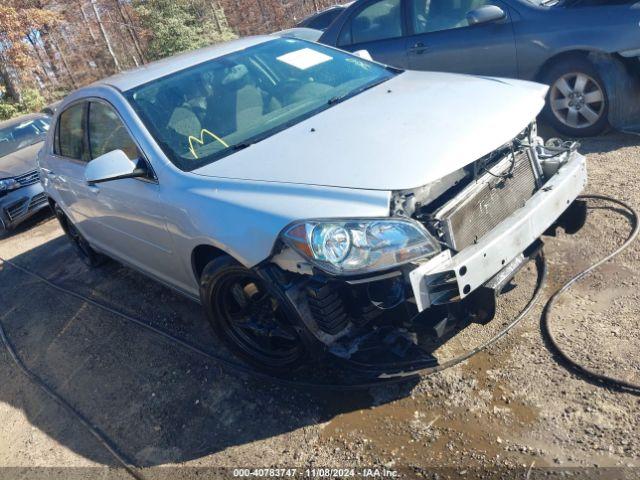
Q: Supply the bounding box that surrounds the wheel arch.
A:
[533,49,609,83]
[191,244,234,283]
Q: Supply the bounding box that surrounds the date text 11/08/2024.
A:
[232,468,399,478]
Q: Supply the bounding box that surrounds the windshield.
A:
[0,117,50,158]
[126,38,396,171]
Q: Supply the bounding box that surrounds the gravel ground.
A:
[0,131,638,479]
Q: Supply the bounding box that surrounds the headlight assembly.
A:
[0,178,19,193]
[281,218,440,275]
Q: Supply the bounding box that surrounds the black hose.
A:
[0,313,145,480]
[541,194,640,394]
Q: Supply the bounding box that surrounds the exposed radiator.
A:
[435,150,539,251]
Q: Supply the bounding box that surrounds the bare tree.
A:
[90,0,121,71]
[79,1,100,46]
[51,30,79,88]
[114,0,145,64]
[26,31,59,86]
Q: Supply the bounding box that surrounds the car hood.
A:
[193,71,548,191]
[0,142,42,178]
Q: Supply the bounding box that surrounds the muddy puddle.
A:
[319,351,543,468]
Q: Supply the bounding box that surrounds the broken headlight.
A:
[281,218,440,275]
[0,178,19,193]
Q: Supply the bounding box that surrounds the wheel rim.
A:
[550,72,605,130]
[213,271,303,366]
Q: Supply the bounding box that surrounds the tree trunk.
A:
[0,53,22,103]
[114,0,145,64]
[27,32,58,87]
[119,1,147,60]
[40,28,65,85]
[211,2,223,33]
[49,32,79,89]
[79,1,100,46]
[90,0,121,72]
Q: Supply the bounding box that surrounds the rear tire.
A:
[200,256,308,373]
[54,205,105,268]
[540,57,609,138]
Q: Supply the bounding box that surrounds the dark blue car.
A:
[318,0,640,136]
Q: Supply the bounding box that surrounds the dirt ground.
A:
[0,131,639,480]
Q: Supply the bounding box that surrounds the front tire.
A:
[541,57,609,137]
[200,256,307,372]
[54,205,105,268]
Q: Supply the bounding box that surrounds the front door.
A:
[84,100,179,288]
[337,0,410,69]
[405,0,518,78]
[47,101,99,238]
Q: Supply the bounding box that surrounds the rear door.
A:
[336,0,410,68]
[84,99,179,286]
[405,0,517,77]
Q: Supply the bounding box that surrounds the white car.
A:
[39,36,587,372]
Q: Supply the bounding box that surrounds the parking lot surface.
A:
[0,132,639,478]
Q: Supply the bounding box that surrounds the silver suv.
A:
[39,36,587,372]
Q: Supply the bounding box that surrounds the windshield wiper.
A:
[326,78,390,106]
[327,94,348,106]
[231,142,252,151]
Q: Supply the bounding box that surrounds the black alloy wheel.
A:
[200,257,307,372]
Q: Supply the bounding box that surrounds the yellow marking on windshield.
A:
[189,129,229,159]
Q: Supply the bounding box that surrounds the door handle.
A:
[410,42,428,54]
[88,184,100,194]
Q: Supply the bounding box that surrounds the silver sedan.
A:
[39,36,586,372]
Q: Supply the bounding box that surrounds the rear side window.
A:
[339,0,403,46]
[88,102,138,160]
[55,103,85,160]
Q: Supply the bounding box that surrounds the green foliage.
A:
[0,101,18,121]
[133,0,236,61]
[0,87,45,120]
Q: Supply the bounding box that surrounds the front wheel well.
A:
[534,50,603,83]
[191,244,230,282]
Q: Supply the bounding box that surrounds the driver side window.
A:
[409,0,492,35]
[88,102,139,160]
[55,103,86,161]
[339,0,403,46]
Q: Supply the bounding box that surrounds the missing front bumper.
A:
[410,151,587,312]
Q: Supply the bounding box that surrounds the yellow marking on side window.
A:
[188,129,230,159]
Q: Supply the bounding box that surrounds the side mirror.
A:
[353,49,373,61]
[467,5,506,26]
[85,149,146,185]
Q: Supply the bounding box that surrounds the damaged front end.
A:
[263,125,588,374]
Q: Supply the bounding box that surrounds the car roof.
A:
[0,112,48,131]
[97,36,275,92]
